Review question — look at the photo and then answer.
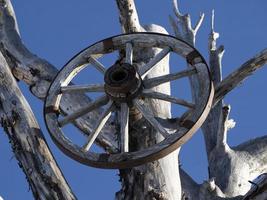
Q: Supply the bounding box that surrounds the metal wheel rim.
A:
[44,32,214,169]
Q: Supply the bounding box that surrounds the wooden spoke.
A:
[133,99,169,138]
[88,56,106,74]
[60,84,105,93]
[44,33,213,169]
[120,103,129,152]
[58,95,109,127]
[82,100,113,152]
[125,43,133,65]
[139,47,171,78]
[141,89,195,109]
[143,68,197,89]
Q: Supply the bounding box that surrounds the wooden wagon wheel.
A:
[44,33,214,169]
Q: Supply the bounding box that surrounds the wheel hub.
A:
[104,63,142,102]
[44,33,214,169]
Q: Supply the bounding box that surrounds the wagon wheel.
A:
[44,33,214,169]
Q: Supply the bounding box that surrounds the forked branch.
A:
[170,0,204,45]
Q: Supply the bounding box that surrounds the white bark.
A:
[115,0,142,33]
[115,18,181,199]
[170,2,267,199]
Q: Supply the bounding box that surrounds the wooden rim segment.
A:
[44,33,214,169]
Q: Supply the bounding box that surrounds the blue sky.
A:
[0,1,266,199]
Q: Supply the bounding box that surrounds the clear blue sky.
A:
[0,1,266,199]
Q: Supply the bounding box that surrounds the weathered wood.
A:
[83,101,114,151]
[115,0,142,33]
[243,173,267,200]
[61,84,105,93]
[58,95,109,127]
[120,103,129,152]
[0,1,118,153]
[134,99,169,138]
[141,89,195,109]
[117,24,181,200]
[201,12,225,158]
[2,0,267,199]
[139,47,171,78]
[169,4,234,199]
[44,32,213,169]
[214,48,267,105]
[125,42,133,65]
[169,4,267,199]
[0,52,76,200]
[143,68,197,89]
[171,0,204,46]
[88,56,106,74]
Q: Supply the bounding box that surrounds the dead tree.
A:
[0,0,267,199]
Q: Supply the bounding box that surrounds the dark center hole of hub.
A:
[111,70,128,82]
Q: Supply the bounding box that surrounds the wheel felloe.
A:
[44,33,214,169]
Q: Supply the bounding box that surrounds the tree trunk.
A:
[115,23,181,200]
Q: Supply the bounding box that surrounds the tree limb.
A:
[214,48,267,105]
[171,0,204,46]
[202,12,225,157]
[0,52,76,200]
[170,5,267,199]
[116,24,181,200]
[180,168,200,199]
[216,105,235,150]
[234,136,267,174]
[0,0,118,152]
[115,0,142,33]
[180,168,243,200]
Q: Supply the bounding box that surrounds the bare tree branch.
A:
[234,136,267,173]
[170,5,267,199]
[171,0,205,45]
[180,168,243,200]
[180,168,200,199]
[0,52,76,200]
[0,0,118,152]
[116,24,181,200]
[216,105,235,150]
[115,0,142,33]
[202,11,225,157]
[169,15,182,39]
[1,0,266,199]
[202,10,228,158]
[193,13,205,33]
[172,0,183,18]
[214,48,267,105]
